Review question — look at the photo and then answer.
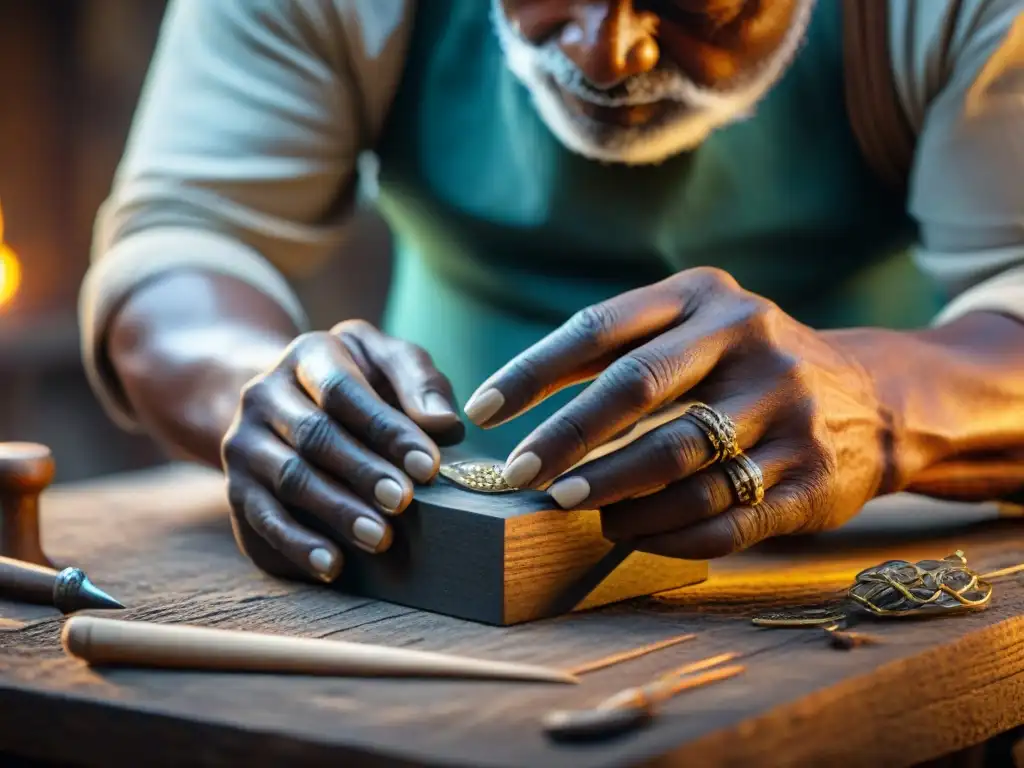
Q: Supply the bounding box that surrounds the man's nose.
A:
[558,1,660,89]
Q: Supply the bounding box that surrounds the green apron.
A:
[373,0,940,458]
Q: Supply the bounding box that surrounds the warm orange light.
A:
[0,243,22,309]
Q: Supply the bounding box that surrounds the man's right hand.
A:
[220,320,464,584]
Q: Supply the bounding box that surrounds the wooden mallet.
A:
[61,616,578,684]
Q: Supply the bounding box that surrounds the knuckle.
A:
[221,434,246,466]
[292,412,334,456]
[699,471,733,512]
[725,504,776,553]
[273,456,310,502]
[553,412,591,457]
[246,504,279,536]
[735,296,778,338]
[660,424,707,477]
[608,354,671,411]
[330,318,375,338]
[507,355,548,398]
[319,370,357,409]
[289,330,332,357]
[364,408,400,450]
[239,376,272,412]
[690,266,739,292]
[569,303,620,349]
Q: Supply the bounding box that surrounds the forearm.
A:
[107,271,299,468]
[826,311,1024,501]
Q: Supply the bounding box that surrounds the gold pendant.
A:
[438,460,515,494]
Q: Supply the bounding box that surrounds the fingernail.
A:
[422,391,455,417]
[308,548,337,581]
[374,477,404,512]
[549,477,591,509]
[503,452,542,488]
[464,388,505,425]
[353,517,387,551]
[404,450,436,483]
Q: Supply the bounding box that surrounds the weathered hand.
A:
[465,268,889,559]
[221,321,463,583]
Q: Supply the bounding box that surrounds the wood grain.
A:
[337,473,706,625]
[0,465,1018,767]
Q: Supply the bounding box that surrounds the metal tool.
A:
[543,652,744,742]
[0,555,124,613]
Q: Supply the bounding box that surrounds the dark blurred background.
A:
[0,0,393,484]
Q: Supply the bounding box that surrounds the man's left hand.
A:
[464,267,892,559]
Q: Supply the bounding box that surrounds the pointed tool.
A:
[0,555,125,613]
[62,616,578,683]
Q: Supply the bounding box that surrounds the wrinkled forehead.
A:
[496,0,800,88]
[499,0,754,31]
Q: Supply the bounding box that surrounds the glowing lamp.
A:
[0,243,21,309]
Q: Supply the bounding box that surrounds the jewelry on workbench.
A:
[438,460,516,494]
[751,550,1019,632]
[683,402,741,463]
[848,550,992,617]
[750,605,849,628]
[723,453,765,506]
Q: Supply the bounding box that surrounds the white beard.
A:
[491,0,816,166]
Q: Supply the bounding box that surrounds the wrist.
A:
[824,312,1024,494]
[822,326,957,493]
[107,271,299,467]
[121,324,292,467]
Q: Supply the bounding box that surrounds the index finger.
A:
[463,282,688,428]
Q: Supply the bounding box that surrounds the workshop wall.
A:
[0,0,394,483]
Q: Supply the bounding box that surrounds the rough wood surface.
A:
[0,465,1020,767]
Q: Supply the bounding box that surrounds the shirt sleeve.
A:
[79,0,410,430]
[890,0,1024,325]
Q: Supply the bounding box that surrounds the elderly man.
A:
[81,0,1024,585]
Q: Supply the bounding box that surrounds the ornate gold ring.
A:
[723,453,765,506]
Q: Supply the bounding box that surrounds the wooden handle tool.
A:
[0,442,55,567]
[62,616,578,684]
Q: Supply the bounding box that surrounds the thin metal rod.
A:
[567,633,696,676]
[981,563,1024,581]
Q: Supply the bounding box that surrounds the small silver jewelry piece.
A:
[684,402,741,464]
[724,453,765,506]
[438,460,516,494]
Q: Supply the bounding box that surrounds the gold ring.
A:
[684,402,741,464]
[724,453,765,506]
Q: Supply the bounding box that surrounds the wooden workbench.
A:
[0,464,1022,767]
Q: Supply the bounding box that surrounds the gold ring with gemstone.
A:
[683,402,741,464]
[724,453,765,506]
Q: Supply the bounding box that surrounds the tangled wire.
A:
[847,550,993,617]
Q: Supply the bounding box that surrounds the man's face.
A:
[493,0,814,165]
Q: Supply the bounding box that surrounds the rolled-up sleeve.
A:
[897,0,1024,325]
[80,0,395,429]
